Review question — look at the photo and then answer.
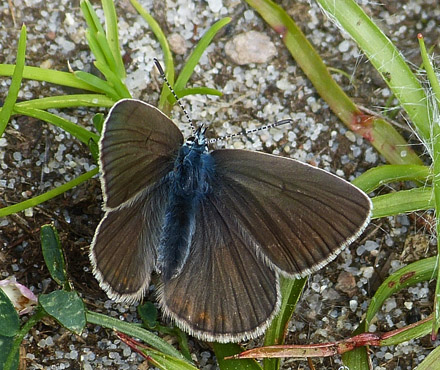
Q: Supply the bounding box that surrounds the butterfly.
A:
[90,98,372,343]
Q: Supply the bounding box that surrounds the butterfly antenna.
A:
[208,118,293,144]
[153,58,196,135]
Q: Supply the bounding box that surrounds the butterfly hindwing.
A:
[210,149,372,277]
[159,191,279,343]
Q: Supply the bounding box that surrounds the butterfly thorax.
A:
[157,130,215,281]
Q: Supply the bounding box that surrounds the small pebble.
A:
[225,31,277,65]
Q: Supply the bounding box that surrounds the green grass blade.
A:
[263,277,307,370]
[128,0,174,110]
[102,0,125,78]
[14,94,115,110]
[418,34,440,339]
[213,342,262,370]
[0,25,26,137]
[94,61,131,98]
[74,71,120,99]
[40,225,68,287]
[244,0,422,166]
[0,168,99,218]
[94,31,120,76]
[80,0,106,36]
[85,29,108,70]
[174,87,223,100]
[352,164,431,193]
[365,257,437,325]
[174,18,231,93]
[0,64,102,92]
[371,187,434,219]
[86,310,190,363]
[316,0,431,144]
[416,343,440,370]
[12,106,99,145]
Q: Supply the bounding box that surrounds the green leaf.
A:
[352,164,431,194]
[92,113,105,133]
[0,289,19,337]
[174,18,231,93]
[316,0,430,147]
[138,301,158,328]
[365,257,437,325]
[39,291,86,335]
[174,87,223,100]
[0,167,99,218]
[40,225,67,286]
[416,343,440,370]
[12,106,99,145]
[213,342,262,370]
[141,347,199,370]
[0,64,102,92]
[102,0,126,78]
[74,70,120,100]
[14,94,115,110]
[86,310,189,362]
[0,25,26,137]
[0,335,18,370]
[263,276,307,370]
[371,187,434,219]
[128,0,174,109]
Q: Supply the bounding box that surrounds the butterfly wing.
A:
[159,192,279,343]
[90,181,169,302]
[91,99,182,302]
[99,99,183,209]
[210,149,372,277]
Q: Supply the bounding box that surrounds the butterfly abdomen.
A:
[157,143,215,281]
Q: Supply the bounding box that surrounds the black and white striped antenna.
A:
[154,58,196,135]
[207,119,292,144]
[153,58,292,144]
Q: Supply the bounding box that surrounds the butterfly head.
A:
[185,125,208,152]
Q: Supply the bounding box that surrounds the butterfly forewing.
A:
[211,149,372,277]
[159,193,279,343]
[99,99,183,209]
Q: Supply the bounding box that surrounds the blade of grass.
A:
[371,187,434,219]
[14,94,115,110]
[102,0,126,79]
[74,71,120,100]
[213,343,263,370]
[12,106,99,145]
[352,164,431,193]
[263,276,307,370]
[316,0,431,145]
[129,0,174,111]
[244,0,422,166]
[0,167,99,218]
[417,33,440,339]
[0,64,103,92]
[342,257,437,367]
[174,18,231,93]
[86,310,190,363]
[80,0,106,36]
[0,25,26,137]
[94,61,131,98]
[174,87,223,100]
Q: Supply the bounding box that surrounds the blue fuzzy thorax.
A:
[157,129,214,281]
